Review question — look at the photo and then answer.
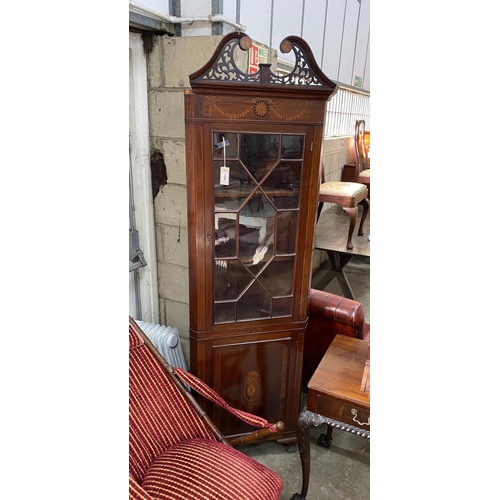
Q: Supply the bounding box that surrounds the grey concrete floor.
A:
[240,256,370,499]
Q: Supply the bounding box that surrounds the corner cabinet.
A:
[184,32,337,445]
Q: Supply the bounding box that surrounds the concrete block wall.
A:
[147,35,227,367]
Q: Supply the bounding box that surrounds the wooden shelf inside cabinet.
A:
[185,32,337,446]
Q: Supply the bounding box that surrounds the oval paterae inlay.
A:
[242,370,262,409]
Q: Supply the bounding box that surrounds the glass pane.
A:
[214,260,253,301]
[261,162,298,190]
[275,212,298,254]
[258,258,295,296]
[240,134,280,182]
[215,216,237,258]
[262,161,301,210]
[281,135,304,159]
[214,302,236,324]
[237,282,272,321]
[238,193,276,268]
[214,160,256,212]
[272,297,293,318]
[213,132,238,159]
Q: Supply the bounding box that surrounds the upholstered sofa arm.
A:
[302,289,370,389]
[308,288,368,339]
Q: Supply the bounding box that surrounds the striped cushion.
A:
[129,325,215,482]
[141,438,283,500]
[359,169,370,178]
[130,474,155,500]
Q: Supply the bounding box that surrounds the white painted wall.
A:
[352,0,369,88]
[133,0,170,15]
[182,0,213,36]
[222,0,237,34]
[240,0,273,47]
[337,0,359,85]
[302,0,328,67]
[271,0,304,49]
[129,32,160,323]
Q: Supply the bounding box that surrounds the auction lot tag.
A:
[220,166,230,185]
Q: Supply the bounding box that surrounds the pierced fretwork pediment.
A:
[189,32,337,97]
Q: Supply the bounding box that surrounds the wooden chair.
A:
[317,163,369,250]
[129,317,284,500]
[341,119,371,198]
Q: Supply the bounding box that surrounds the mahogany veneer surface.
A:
[307,334,370,430]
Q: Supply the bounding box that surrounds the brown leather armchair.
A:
[302,288,370,390]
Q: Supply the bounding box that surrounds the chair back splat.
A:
[340,119,370,198]
[354,119,369,175]
[129,317,284,500]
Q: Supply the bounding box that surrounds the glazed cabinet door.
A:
[204,123,316,329]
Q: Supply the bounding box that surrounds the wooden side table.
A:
[291,335,370,500]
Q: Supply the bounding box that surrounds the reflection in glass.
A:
[275,212,298,254]
[215,216,237,258]
[240,134,280,183]
[214,160,253,189]
[272,297,293,318]
[258,259,294,296]
[213,132,238,159]
[214,302,236,324]
[237,282,272,321]
[238,194,275,268]
[214,160,255,213]
[281,135,304,159]
[262,162,301,210]
[214,259,253,301]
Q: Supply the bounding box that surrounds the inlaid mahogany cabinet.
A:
[184,32,337,444]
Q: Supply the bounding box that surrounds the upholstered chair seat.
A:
[140,438,282,500]
[317,179,369,250]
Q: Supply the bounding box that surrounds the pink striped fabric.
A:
[141,438,283,500]
[129,325,214,482]
[129,475,155,500]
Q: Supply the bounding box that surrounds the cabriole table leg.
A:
[290,407,370,500]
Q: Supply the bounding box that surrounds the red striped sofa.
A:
[129,317,284,500]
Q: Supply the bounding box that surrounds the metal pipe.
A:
[129,1,247,32]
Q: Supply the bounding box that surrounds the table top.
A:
[307,334,370,410]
